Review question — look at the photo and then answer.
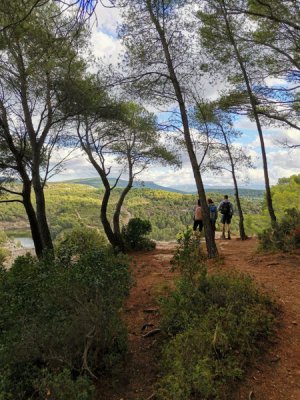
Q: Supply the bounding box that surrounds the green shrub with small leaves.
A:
[34,369,95,400]
[55,226,107,261]
[122,217,156,251]
[171,227,205,283]
[0,237,131,399]
[258,208,300,251]
[157,230,277,400]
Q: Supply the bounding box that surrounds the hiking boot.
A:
[227,233,231,240]
[221,233,226,240]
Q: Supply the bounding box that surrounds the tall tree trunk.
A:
[221,127,247,240]
[221,1,276,224]
[146,0,218,258]
[32,164,53,251]
[18,49,54,250]
[100,182,120,247]
[112,179,133,251]
[84,147,122,248]
[232,172,247,240]
[78,131,123,249]
[0,104,46,257]
[22,180,44,258]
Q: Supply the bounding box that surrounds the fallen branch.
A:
[142,328,161,338]
[82,325,98,380]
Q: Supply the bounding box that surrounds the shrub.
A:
[171,227,206,284]
[55,226,107,261]
[157,232,276,400]
[258,208,300,251]
[34,369,95,400]
[122,218,156,251]
[0,244,131,399]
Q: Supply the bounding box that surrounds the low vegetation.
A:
[55,226,107,261]
[157,229,277,400]
[258,208,300,252]
[122,217,156,251]
[0,231,131,399]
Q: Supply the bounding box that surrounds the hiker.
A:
[193,199,203,232]
[207,198,218,237]
[218,195,233,239]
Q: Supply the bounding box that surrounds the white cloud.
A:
[91,29,124,65]
[92,3,122,33]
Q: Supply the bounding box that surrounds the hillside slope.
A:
[0,184,265,241]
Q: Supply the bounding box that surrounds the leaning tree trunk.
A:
[100,182,121,247]
[146,0,218,258]
[232,174,247,240]
[86,149,123,249]
[221,2,277,224]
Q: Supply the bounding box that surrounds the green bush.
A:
[55,226,107,261]
[122,217,156,251]
[0,243,131,399]
[157,232,276,400]
[171,227,206,284]
[258,208,300,251]
[34,369,95,400]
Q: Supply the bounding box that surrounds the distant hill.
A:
[169,184,265,198]
[60,178,265,198]
[205,187,265,199]
[60,177,186,194]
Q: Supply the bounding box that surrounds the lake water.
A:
[14,237,34,249]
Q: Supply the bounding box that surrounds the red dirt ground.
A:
[97,237,300,400]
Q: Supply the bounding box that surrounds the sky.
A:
[52,3,300,190]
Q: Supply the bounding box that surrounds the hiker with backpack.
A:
[218,195,234,240]
[193,199,203,232]
[207,198,218,237]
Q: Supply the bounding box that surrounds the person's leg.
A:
[227,224,231,239]
[221,224,226,239]
[221,215,226,239]
[199,220,203,232]
[227,216,232,239]
[193,220,198,231]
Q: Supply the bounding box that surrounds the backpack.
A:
[219,201,231,215]
[194,205,202,221]
[209,204,217,221]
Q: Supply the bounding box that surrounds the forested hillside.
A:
[2,176,299,242]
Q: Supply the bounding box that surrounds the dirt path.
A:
[98,238,300,400]
[217,239,300,400]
